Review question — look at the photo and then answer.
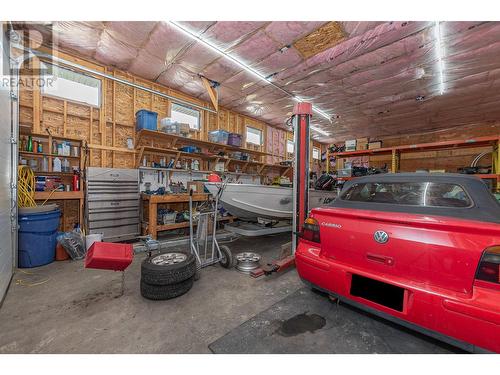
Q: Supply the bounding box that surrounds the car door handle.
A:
[366,253,394,266]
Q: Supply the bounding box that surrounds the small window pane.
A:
[340,182,472,208]
[312,147,320,160]
[287,140,294,154]
[42,63,100,107]
[246,126,262,145]
[171,103,200,130]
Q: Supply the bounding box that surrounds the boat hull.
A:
[204,183,336,221]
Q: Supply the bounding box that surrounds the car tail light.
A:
[301,217,321,243]
[475,246,500,285]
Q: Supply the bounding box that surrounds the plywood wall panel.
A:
[19,106,33,125]
[66,115,90,140]
[115,82,134,126]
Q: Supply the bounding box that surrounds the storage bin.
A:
[161,212,177,225]
[208,130,229,144]
[179,146,199,153]
[136,109,158,131]
[160,123,180,134]
[18,208,61,268]
[85,242,133,271]
[228,133,242,147]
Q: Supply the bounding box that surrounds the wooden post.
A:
[112,79,116,167]
[63,101,68,137]
[200,76,218,112]
[100,76,107,167]
[391,149,399,173]
[32,58,41,134]
[148,200,157,240]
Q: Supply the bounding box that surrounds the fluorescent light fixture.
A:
[434,21,445,95]
[310,126,329,136]
[167,21,332,131]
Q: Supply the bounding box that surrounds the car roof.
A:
[335,172,500,224]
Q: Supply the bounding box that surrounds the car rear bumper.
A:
[295,241,500,353]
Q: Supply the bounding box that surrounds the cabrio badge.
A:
[374,230,389,244]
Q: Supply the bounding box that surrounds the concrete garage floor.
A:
[0,233,302,353]
[0,232,460,354]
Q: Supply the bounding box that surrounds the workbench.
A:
[140,193,235,239]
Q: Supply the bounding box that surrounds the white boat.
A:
[204,183,336,221]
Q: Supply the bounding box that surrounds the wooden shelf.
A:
[136,129,271,157]
[34,191,84,200]
[333,135,500,157]
[29,171,78,176]
[141,193,209,203]
[336,173,500,181]
[23,132,84,143]
[19,151,80,159]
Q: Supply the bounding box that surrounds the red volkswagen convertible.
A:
[296,173,500,353]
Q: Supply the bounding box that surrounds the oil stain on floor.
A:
[276,312,326,337]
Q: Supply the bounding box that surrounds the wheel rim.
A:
[151,252,187,266]
[235,252,260,273]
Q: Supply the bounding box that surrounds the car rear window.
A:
[340,181,473,208]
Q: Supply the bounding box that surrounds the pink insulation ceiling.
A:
[31,21,500,142]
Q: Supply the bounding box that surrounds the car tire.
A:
[140,277,194,300]
[194,259,201,281]
[218,245,234,268]
[141,251,196,285]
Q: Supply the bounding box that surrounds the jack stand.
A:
[250,241,295,278]
[250,255,295,278]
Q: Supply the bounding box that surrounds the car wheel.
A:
[218,245,234,268]
[140,277,194,300]
[141,251,196,285]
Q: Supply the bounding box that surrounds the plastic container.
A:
[208,130,229,144]
[85,242,134,271]
[53,157,61,172]
[18,208,61,268]
[179,146,198,153]
[55,241,69,261]
[85,233,103,252]
[136,109,158,131]
[228,133,243,147]
[162,212,177,224]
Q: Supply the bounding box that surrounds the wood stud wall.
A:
[19,50,296,172]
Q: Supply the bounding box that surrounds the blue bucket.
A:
[18,209,61,268]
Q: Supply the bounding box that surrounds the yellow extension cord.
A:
[17,165,58,207]
[17,165,36,207]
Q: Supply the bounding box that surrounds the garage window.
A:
[341,182,473,208]
[171,102,200,130]
[246,126,262,145]
[42,63,101,107]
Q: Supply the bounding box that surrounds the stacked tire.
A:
[140,251,196,300]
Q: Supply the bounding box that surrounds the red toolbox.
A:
[85,242,133,271]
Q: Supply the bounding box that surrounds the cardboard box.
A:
[214,162,225,172]
[368,141,383,150]
[345,139,356,151]
[356,137,369,150]
[338,168,353,177]
[187,181,206,194]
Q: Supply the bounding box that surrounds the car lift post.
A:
[292,102,312,253]
[251,102,312,277]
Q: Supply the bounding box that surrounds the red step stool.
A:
[85,242,134,296]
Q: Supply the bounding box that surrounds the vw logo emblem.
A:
[374,230,389,244]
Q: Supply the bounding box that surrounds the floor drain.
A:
[235,252,261,273]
